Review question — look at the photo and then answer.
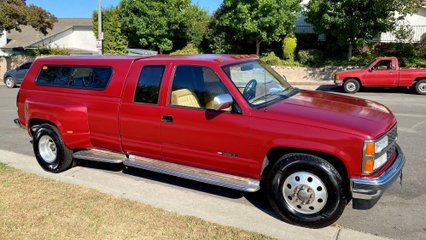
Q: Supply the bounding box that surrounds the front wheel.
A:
[266,154,347,228]
[343,79,360,94]
[33,123,74,173]
[5,77,16,89]
[414,80,426,95]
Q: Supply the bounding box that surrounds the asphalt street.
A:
[1,85,425,239]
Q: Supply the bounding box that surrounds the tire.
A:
[343,79,360,94]
[266,154,347,228]
[414,79,426,95]
[32,123,74,173]
[5,77,16,89]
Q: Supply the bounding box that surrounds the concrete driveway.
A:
[1,85,425,239]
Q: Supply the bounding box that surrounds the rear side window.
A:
[36,65,113,90]
[134,65,165,104]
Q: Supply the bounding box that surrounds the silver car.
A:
[3,62,32,88]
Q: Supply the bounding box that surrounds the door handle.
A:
[162,115,173,122]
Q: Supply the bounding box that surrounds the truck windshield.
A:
[222,60,295,107]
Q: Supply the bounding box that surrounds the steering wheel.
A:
[243,79,257,101]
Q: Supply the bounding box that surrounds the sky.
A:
[26,0,223,18]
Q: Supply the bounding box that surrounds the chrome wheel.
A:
[418,82,426,94]
[345,82,356,92]
[282,171,328,214]
[38,135,57,163]
[5,77,14,88]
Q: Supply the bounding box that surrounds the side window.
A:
[19,62,32,70]
[170,65,230,110]
[37,66,72,87]
[134,65,165,104]
[373,60,392,70]
[36,65,112,90]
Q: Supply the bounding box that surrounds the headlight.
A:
[375,136,388,153]
[335,74,339,80]
[362,135,389,174]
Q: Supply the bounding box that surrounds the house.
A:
[0,18,97,57]
[294,1,426,43]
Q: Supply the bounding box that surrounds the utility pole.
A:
[97,0,103,55]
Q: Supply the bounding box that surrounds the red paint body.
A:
[335,57,426,87]
[17,55,397,181]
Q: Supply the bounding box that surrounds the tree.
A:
[93,7,128,54]
[305,0,420,60]
[184,4,210,48]
[0,0,56,35]
[119,0,192,53]
[211,0,301,56]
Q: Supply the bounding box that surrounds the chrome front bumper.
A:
[334,80,343,86]
[350,144,405,210]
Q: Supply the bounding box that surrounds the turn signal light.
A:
[364,159,374,173]
[365,142,375,156]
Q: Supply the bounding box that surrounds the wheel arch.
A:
[262,147,351,199]
[413,77,426,85]
[29,118,59,136]
[343,77,362,86]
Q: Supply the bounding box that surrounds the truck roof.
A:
[38,54,258,66]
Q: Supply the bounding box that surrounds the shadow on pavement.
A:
[75,161,280,220]
[316,84,415,95]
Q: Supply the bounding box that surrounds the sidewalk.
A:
[0,150,389,240]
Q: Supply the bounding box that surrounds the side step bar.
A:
[72,149,260,192]
[124,155,260,192]
[73,149,127,164]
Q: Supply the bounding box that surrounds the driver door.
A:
[365,60,398,86]
[161,64,258,178]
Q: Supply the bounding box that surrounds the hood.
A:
[255,90,396,139]
[336,69,365,77]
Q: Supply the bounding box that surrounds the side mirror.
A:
[213,94,233,111]
[368,68,373,72]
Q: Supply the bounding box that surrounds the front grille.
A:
[386,124,398,160]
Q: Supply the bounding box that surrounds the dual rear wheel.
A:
[32,123,74,173]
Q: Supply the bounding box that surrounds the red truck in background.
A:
[15,54,405,228]
[335,57,426,94]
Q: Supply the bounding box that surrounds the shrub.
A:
[27,47,70,56]
[297,49,324,66]
[260,52,282,66]
[282,33,297,60]
[171,43,200,55]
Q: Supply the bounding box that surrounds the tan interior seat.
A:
[171,89,200,108]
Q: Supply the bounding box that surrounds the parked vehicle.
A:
[15,55,405,228]
[3,62,32,88]
[334,57,426,94]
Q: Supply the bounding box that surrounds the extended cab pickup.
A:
[335,57,426,94]
[15,55,405,228]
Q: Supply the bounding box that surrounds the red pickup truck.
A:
[335,57,426,94]
[15,54,404,228]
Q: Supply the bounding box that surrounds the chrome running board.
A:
[73,149,126,164]
[124,155,260,192]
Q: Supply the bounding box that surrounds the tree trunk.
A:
[159,48,163,54]
[256,40,261,56]
[348,45,353,61]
